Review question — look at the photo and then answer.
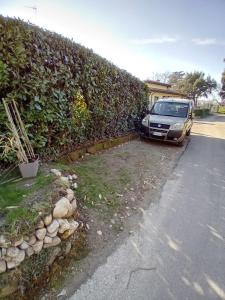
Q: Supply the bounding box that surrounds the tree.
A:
[147,70,217,106]
[219,59,225,102]
[148,71,171,83]
[168,71,185,89]
[169,71,217,106]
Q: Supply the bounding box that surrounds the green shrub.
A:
[218,106,225,114]
[194,108,210,118]
[0,16,148,163]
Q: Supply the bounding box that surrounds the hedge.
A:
[0,16,148,163]
[218,106,225,114]
[194,108,210,118]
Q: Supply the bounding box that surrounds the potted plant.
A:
[2,99,39,178]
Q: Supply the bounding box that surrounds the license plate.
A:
[152,132,163,136]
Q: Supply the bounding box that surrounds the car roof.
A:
[157,98,192,104]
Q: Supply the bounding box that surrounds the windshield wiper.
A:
[160,114,182,117]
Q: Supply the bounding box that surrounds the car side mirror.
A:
[189,112,193,119]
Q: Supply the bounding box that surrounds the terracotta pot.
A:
[18,155,39,178]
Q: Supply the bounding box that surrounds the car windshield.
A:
[150,102,189,118]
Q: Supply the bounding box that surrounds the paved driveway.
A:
[70,114,225,300]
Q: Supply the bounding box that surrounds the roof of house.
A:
[147,87,188,98]
[145,80,172,88]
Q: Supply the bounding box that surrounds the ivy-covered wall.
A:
[0,16,148,162]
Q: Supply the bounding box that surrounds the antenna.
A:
[24,5,37,15]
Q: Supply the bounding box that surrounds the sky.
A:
[0,0,225,84]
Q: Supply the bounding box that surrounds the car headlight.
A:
[142,117,149,126]
[170,123,184,130]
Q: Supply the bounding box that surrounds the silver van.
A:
[140,98,193,146]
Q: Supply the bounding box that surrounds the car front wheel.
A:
[177,138,185,147]
[186,129,191,136]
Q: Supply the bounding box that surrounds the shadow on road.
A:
[130,128,225,300]
[194,114,225,124]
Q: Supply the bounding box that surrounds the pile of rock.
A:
[51,169,78,189]
[0,169,80,274]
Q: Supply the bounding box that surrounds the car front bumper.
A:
[140,124,184,143]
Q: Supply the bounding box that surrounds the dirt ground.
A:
[27,137,187,299]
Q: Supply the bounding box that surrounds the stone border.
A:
[0,169,81,274]
[65,132,138,162]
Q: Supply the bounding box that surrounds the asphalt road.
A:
[70,114,225,300]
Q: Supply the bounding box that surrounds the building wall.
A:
[146,82,187,108]
[148,92,185,108]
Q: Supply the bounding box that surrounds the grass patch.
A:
[0,182,28,209]
[4,208,39,235]
[117,169,131,185]
[54,155,132,215]
[0,171,55,237]
[0,172,54,209]
[113,151,132,160]
[75,156,115,208]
